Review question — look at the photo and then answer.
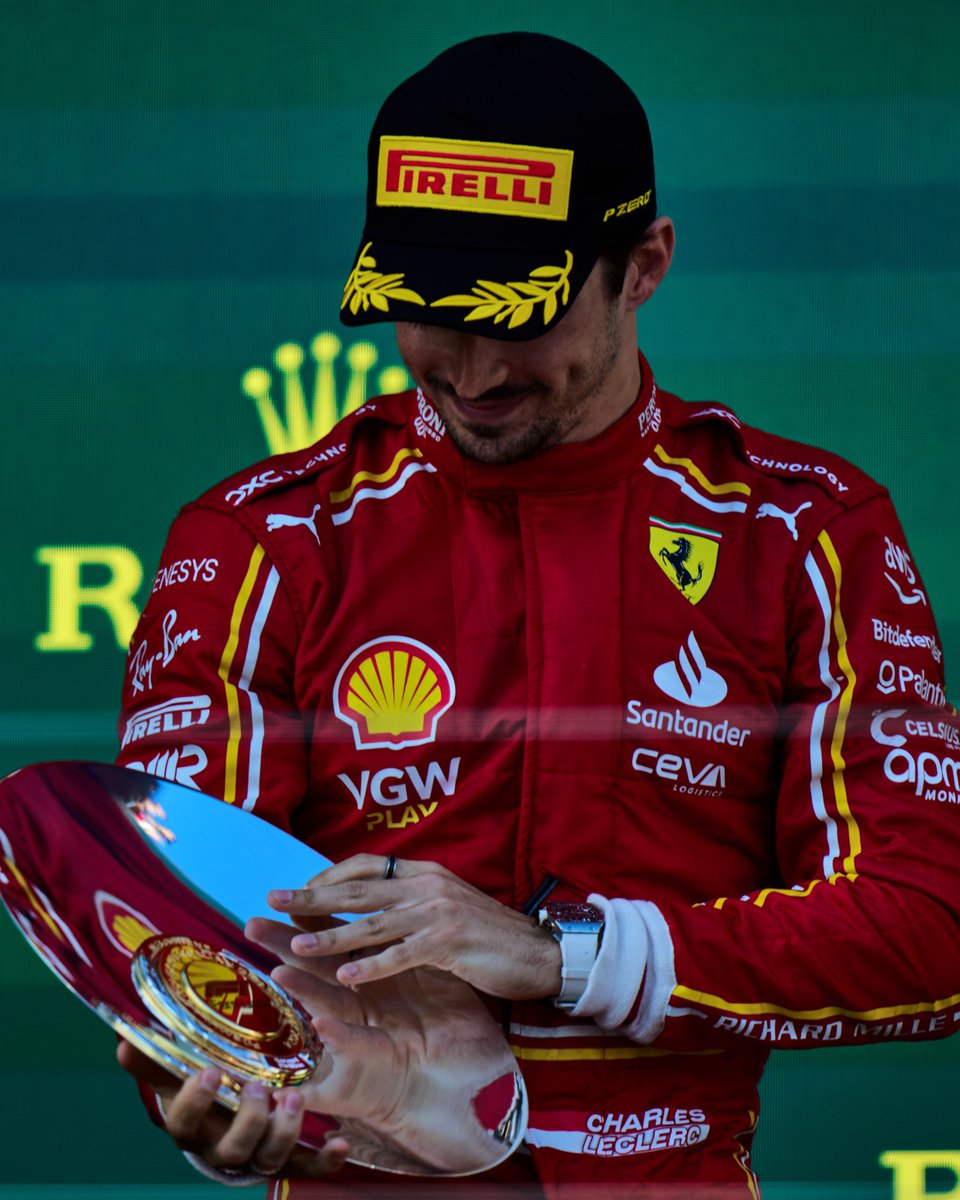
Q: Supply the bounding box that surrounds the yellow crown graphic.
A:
[241,332,410,454]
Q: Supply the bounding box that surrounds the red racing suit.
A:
[117,355,960,1197]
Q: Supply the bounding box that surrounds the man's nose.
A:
[443,335,511,400]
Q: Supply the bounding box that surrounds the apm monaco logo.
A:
[334,636,456,751]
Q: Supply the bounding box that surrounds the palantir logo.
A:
[653,632,728,708]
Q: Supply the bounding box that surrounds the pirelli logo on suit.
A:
[376,136,574,220]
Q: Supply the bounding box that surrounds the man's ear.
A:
[623,217,675,311]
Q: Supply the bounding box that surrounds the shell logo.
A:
[333,635,456,750]
[95,890,161,958]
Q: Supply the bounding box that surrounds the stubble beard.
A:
[424,305,623,466]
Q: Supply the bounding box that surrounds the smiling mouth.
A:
[452,393,533,423]
[425,376,545,426]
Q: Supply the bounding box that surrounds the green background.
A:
[1,1,958,1195]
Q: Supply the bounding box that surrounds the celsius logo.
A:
[871,709,960,803]
[654,632,728,708]
[334,636,455,751]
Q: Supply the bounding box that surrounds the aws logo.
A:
[333,636,455,751]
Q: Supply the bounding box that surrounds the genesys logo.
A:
[334,636,455,751]
[525,1107,710,1158]
[126,745,208,790]
[872,709,960,804]
[883,536,927,606]
[653,632,727,708]
[873,618,942,663]
[877,660,946,709]
[152,557,218,593]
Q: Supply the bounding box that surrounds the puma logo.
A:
[265,503,322,545]
[756,501,812,541]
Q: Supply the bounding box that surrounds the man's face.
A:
[394,260,638,465]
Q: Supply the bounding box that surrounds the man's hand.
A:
[246,916,529,1174]
[118,910,530,1177]
[265,854,561,999]
[115,1041,350,1179]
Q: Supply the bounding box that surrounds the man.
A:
[116,32,960,1197]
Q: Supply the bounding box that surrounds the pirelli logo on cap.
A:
[377,136,573,220]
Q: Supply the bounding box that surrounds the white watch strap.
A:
[556,926,601,1007]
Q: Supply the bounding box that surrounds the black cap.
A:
[340,33,656,341]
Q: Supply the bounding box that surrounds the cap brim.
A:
[339,237,597,342]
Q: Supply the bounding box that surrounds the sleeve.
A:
[581,493,960,1051]
[115,504,308,832]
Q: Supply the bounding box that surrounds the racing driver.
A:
[115,32,960,1199]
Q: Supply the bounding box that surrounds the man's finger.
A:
[116,1039,180,1093]
[271,963,360,1018]
[164,1067,226,1145]
[252,1088,306,1175]
[310,853,450,885]
[289,908,410,957]
[334,938,425,986]
[207,1080,271,1168]
[267,877,391,914]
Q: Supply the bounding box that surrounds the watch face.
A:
[541,902,603,925]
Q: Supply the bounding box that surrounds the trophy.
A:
[0,761,527,1175]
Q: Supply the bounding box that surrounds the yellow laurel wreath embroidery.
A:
[341,242,426,315]
[430,250,573,330]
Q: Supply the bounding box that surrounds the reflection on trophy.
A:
[0,761,527,1176]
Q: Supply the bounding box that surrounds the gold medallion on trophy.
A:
[131,934,320,1095]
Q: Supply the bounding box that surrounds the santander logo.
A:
[653,632,727,708]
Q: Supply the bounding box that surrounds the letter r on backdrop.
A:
[34,546,143,651]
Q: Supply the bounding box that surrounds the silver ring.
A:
[383,853,398,880]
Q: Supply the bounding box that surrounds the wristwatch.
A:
[538,901,604,1010]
